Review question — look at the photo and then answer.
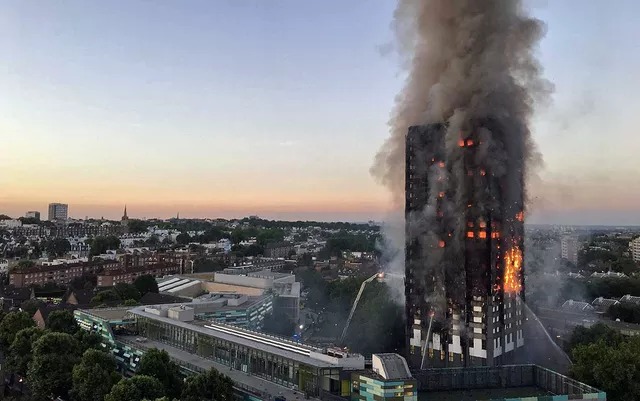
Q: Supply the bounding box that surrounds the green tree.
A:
[122,299,140,306]
[5,327,45,376]
[176,232,191,245]
[27,332,81,400]
[74,329,102,353]
[114,282,142,301]
[145,235,161,248]
[71,349,121,401]
[0,311,36,349]
[571,336,640,401]
[88,236,121,256]
[20,298,43,316]
[47,309,79,334]
[137,349,183,399]
[105,375,165,401]
[128,219,150,234]
[181,368,234,401]
[91,289,122,306]
[134,274,159,295]
[566,323,624,354]
[45,238,71,258]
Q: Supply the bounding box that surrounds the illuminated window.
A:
[438,161,445,168]
[458,139,465,147]
[479,231,487,239]
[428,349,434,358]
[448,352,454,362]
[438,192,445,198]
[480,169,486,176]
[467,232,475,238]
[467,222,474,228]
[438,240,446,248]
[479,221,487,228]
[466,139,474,146]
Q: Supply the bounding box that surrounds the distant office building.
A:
[630,237,640,262]
[561,236,579,264]
[25,211,40,221]
[48,203,68,221]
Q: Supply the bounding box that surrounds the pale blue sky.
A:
[0,1,638,224]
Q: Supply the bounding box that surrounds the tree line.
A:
[0,309,233,401]
[567,323,640,401]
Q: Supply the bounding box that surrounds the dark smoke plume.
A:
[373,0,552,304]
[373,0,550,199]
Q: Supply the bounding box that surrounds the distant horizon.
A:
[1,201,639,227]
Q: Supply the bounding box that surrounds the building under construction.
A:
[405,123,525,368]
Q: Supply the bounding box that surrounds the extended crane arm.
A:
[339,273,379,344]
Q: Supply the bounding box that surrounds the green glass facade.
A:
[351,373,417,401]
[74,309,144,375]
[135,315,341,396]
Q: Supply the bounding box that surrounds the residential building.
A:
[405,123,525,368]
[0,219,22,228]
[630,237,640,262]
[9,260,119,288]
[25,211,40,220]
[560,300,595,313]
[619,294,640,306]
[96,263,180,287]
[32,304,76,329]
[351,354,417,401]
[48,203,68,221]
[561,236,580,264]
[592,297,619,314]
[62,289,95,307]
[264,242,293,258]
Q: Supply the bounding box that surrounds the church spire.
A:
[122,205,128,220]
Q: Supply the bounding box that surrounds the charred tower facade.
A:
[405,122,525,369]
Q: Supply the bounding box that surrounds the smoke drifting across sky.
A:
[372,0,552,202]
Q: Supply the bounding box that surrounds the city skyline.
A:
[2,1,640,225]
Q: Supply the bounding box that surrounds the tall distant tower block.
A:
[48,203,68,221]
[405,123,525,368]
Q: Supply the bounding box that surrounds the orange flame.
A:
[504,246,523,294]
[516,211,524,222]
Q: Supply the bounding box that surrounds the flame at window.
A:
[504,246,523,294]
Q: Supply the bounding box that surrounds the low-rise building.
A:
[592,297,619,314]
[351,354,417,401]
[264,242,293,258]
[97,263,179,287]
[9,260,119,288]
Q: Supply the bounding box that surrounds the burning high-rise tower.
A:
[370,0,548,369]
[405,122,525,368]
